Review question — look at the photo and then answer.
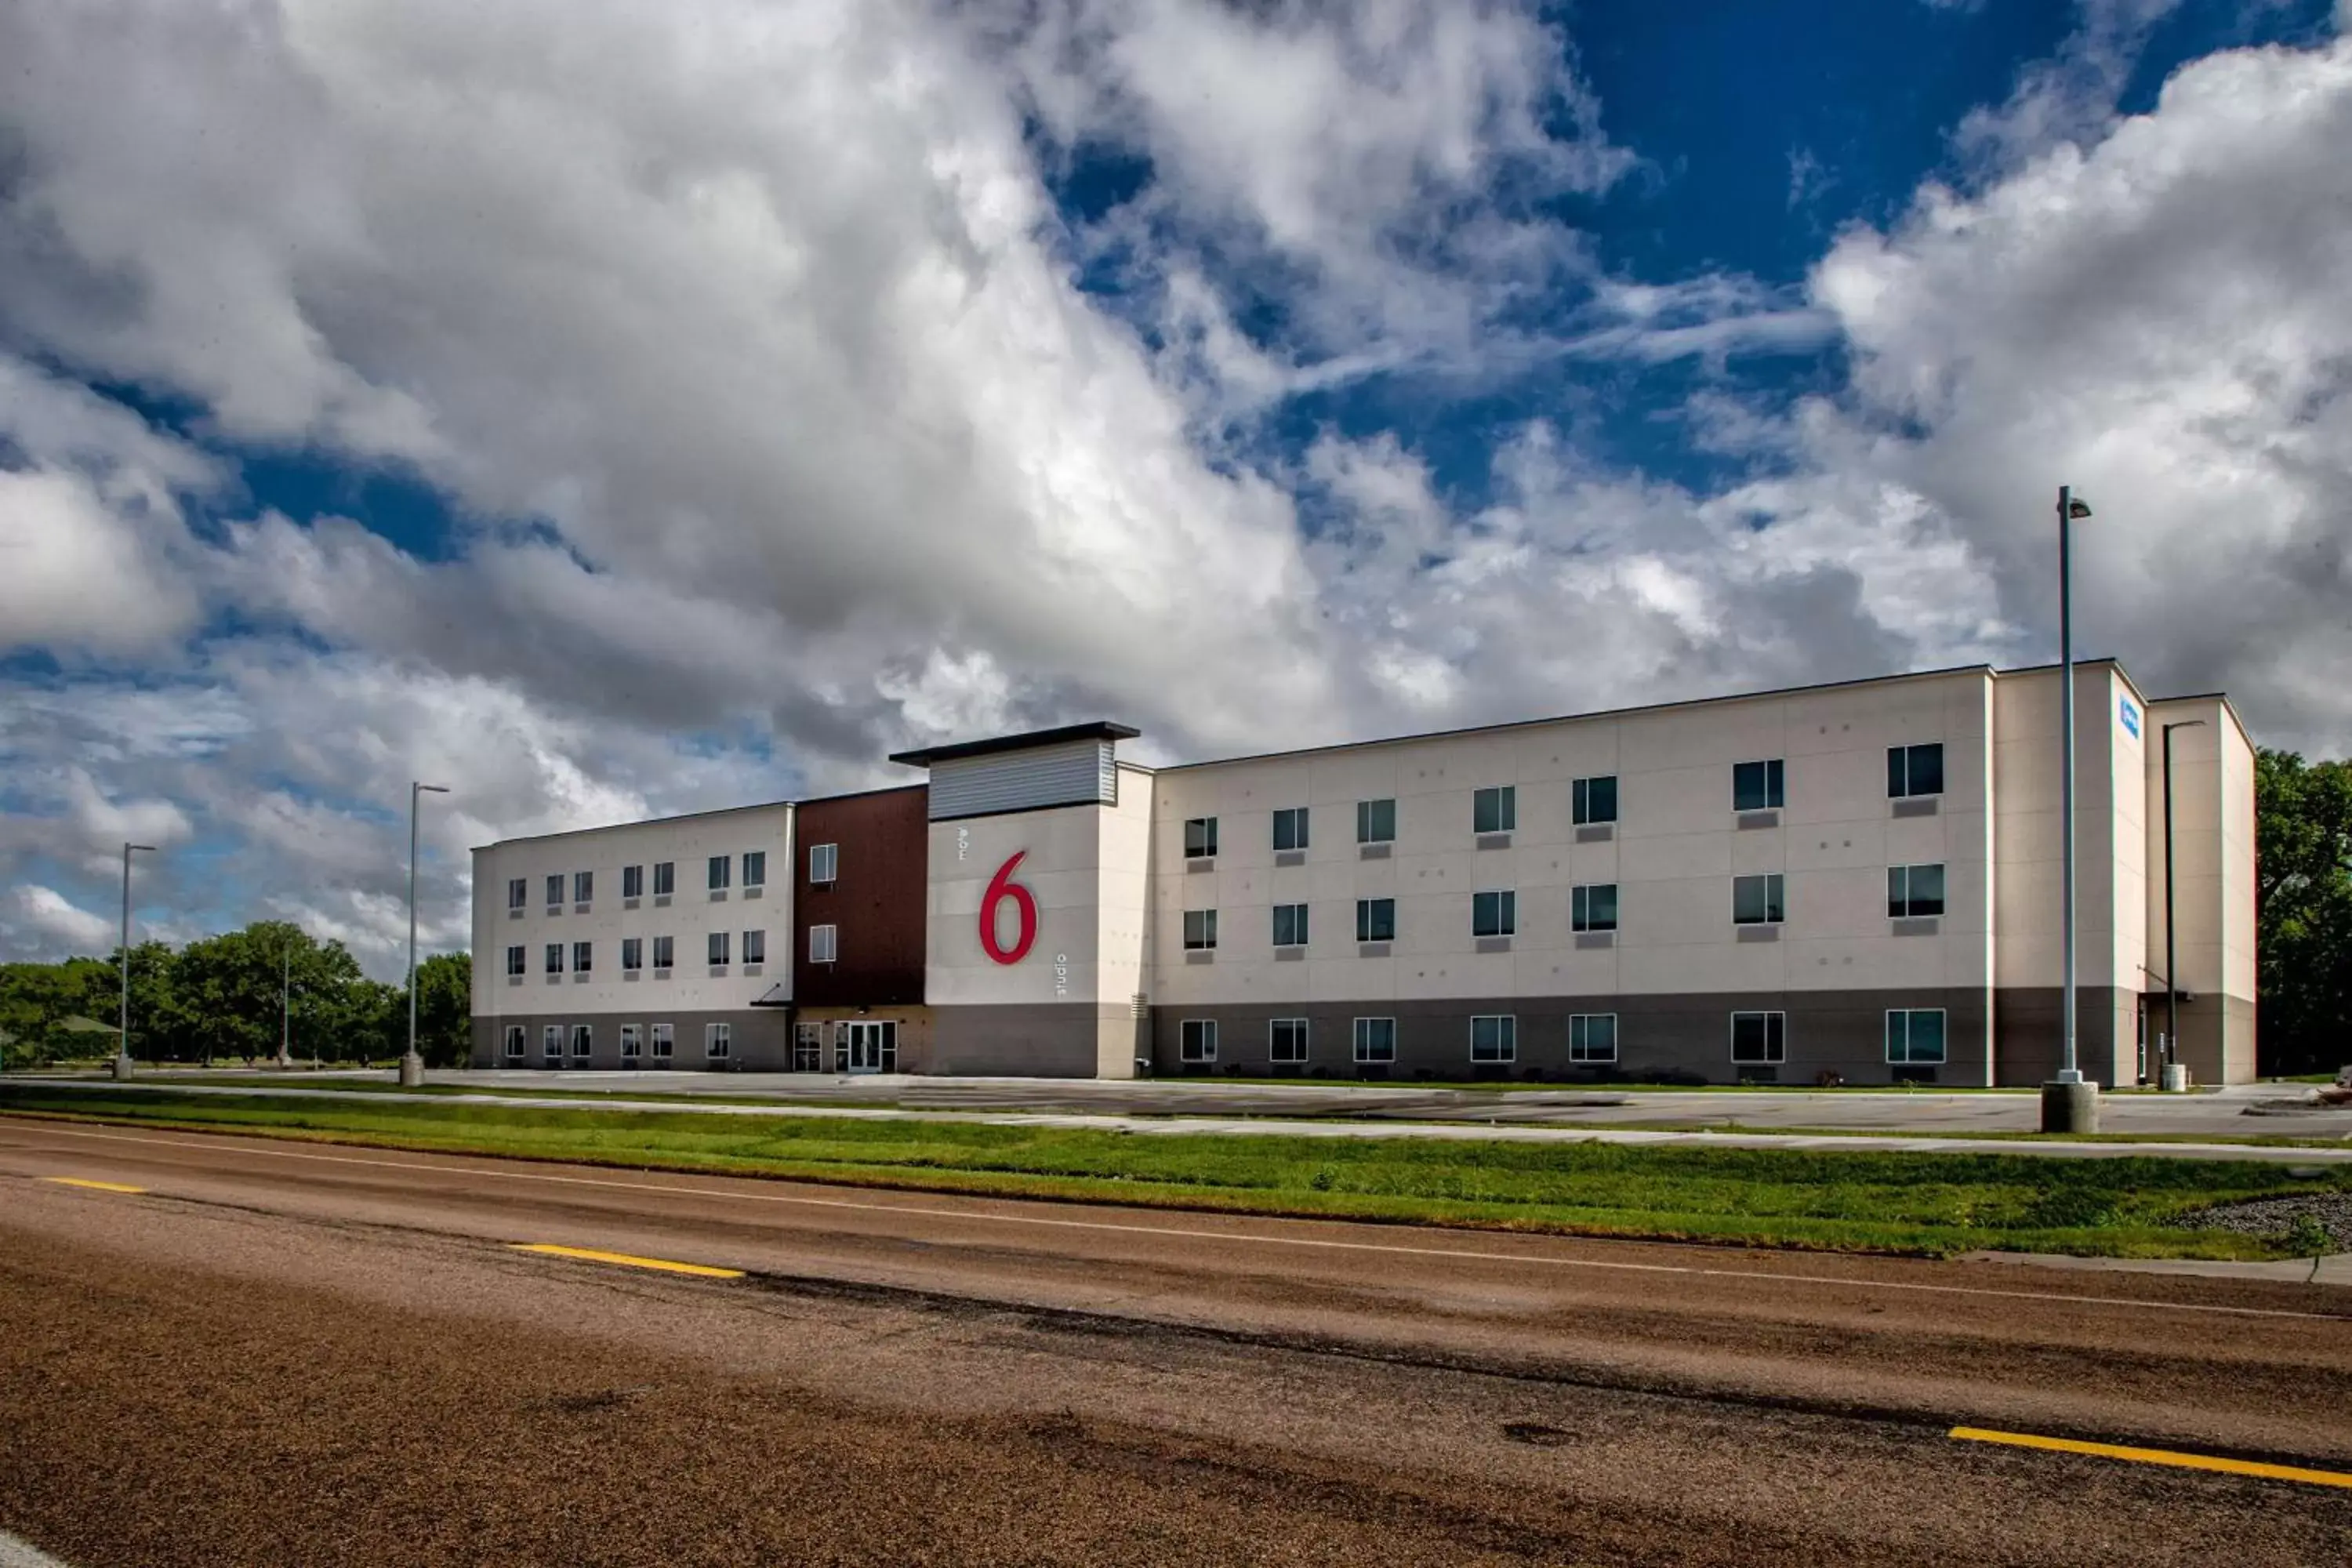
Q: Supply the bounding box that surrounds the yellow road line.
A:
[1950,1427,2352,1490]
[510,1243,745,1279]
[39,1177,147,1194]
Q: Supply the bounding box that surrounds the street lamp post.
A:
[115,842,158,1080]
[2042,486,2100,1134]
[2160,719,2208,1090]
[404,782,450,1088]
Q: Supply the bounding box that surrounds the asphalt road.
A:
[2,1118,2350,1566]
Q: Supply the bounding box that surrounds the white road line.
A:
[12,1122,2352,1324]
[0,1530,74,1568]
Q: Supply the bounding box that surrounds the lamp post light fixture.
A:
[404,782,450,1088]
[2042,486,2101,1134]
[115,842,158,1081]
[2160,718,2208,1089]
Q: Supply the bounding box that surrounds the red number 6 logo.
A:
[980,851,1038,965]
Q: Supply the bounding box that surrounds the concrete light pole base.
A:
[110,1054,136,1081]
[2040,1080,2100,1134]
[397,1052,425,1088]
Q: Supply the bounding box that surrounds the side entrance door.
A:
[844,1021,898,1074]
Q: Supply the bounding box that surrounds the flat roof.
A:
[472,796,793,855]
[888,720,1140,769]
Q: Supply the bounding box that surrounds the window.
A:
[1572,775,1619,826]
[620,1024,641,1060]
[1182,909,1218,951]
[1473,786,1516,834]
[742,851,765,888]
[1472,889,1516,938]
[1571,883,1618,933]
[1888,742,1945,799]
[1272,807,1309,852]
[1470,1014,1517,1063]
[793,1023,823,1073]
[1272,902,1308,948]
[809,924,838,964]
[708,931,730,967]
[571,940,592,974]
[1356,898,1396,942]
[653,861,675,897]
[506,877,526,911]
[742,929,765,965]
[544,942,563,975]
[570,1024,592,1058]
[1888,863,1947,919]
[1180,1019,1218,1063]
[1270,1018,1309,1064]
[503,1025,526,1059]
[1733,759,1786,811]
[573,870,592,904]
[1731,1011,1787,1064]
[1353,1017,1397,1063]
[651,1022,673,1059]
[545,873,564,907]
[652,935,673,971]
[622,864,643,898]
[621,938,642,973]
[708,855,731,891]
[1733,873,1785,925]
[543,1025,562,1059]
[1887,1009,1947,1065]
[1356,797,1396,844]
[505,945,525,977]
[808,843,837,884]
[1185,816,1219,858]
[706,1022,731,1059]
[1570,1014,1617,1064]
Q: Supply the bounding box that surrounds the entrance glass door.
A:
[844,1021,898,1074]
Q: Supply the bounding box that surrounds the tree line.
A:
[0,920,470,1069]
[2256,748,2352,1076]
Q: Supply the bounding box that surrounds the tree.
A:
[2255,749,2352,1076]
[412,952,473,1067]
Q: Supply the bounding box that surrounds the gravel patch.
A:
[2178,1191,2352,1251]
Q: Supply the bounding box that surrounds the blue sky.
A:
[3,0,2350,973]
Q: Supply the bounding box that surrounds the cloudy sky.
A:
[4,0,2349,975]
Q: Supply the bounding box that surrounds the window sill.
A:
[1573,931,1616,949]
[1736,810,1780,829]
[1574,823,1614,843]
[1273,849,1306,867]
[1735,924,1783,942]
[1358,842,1392,859]
[1891,797,1940,818]
[1475,935,1513,953]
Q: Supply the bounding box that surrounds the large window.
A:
[706,1022,731,1059]
[503,1025,525,1059]
[1356,898,1396,942]
[620,1024,641,1060]
[652,935,673,971]
[571,941,592,974]
[505,945,525,977]
[1473,786,1516,834]
[1272,807,1309,852]
[809,843,838,884]
[1571,883,1618,933]
[1888,863,1946,919]
[652,861,675,897]
[742,851,766,889]
[1572,775,1618,826]
[506,877,526,912]
[1270,1018,1309,1065]
[573,871,593,904]
[1570,1014,1617,1064]
[543,1024,561,1060]
[1472,890,1516,938]
[1180,1019,1218,1063]
[1888,742,1945,799]
[1185,817,1219,858]
[1733,759,1786,811]
[793,1023,823,1073]
[1272,902,1308,949]
[544,874,564,907]
[742,929,766,965]
[708,931,730,967]
[1886,1009,1947,1065]
[809,924,837,964]
[1731,1011,1787,1064]
[621,938,641,973]
[544,942,563,975]
[1470,1014,1516,1064]
[708,855,731,891]
[622,864,643,899]
[1182,909,1218,951]
[1733,873,1785,926]
[1353,1017,1397,1063]
[570,1024,592,1058]
[1356,798,1396,844]
[650,1022,673,1059]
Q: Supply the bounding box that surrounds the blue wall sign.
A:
[2118,697,2140,739]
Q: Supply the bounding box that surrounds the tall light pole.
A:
[2161,718,2207,1088]
[2043,486,2100,1134]
[404,782,449,1088]
[115,842,158,1080]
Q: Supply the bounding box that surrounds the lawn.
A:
[5,1083,2341,1261]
